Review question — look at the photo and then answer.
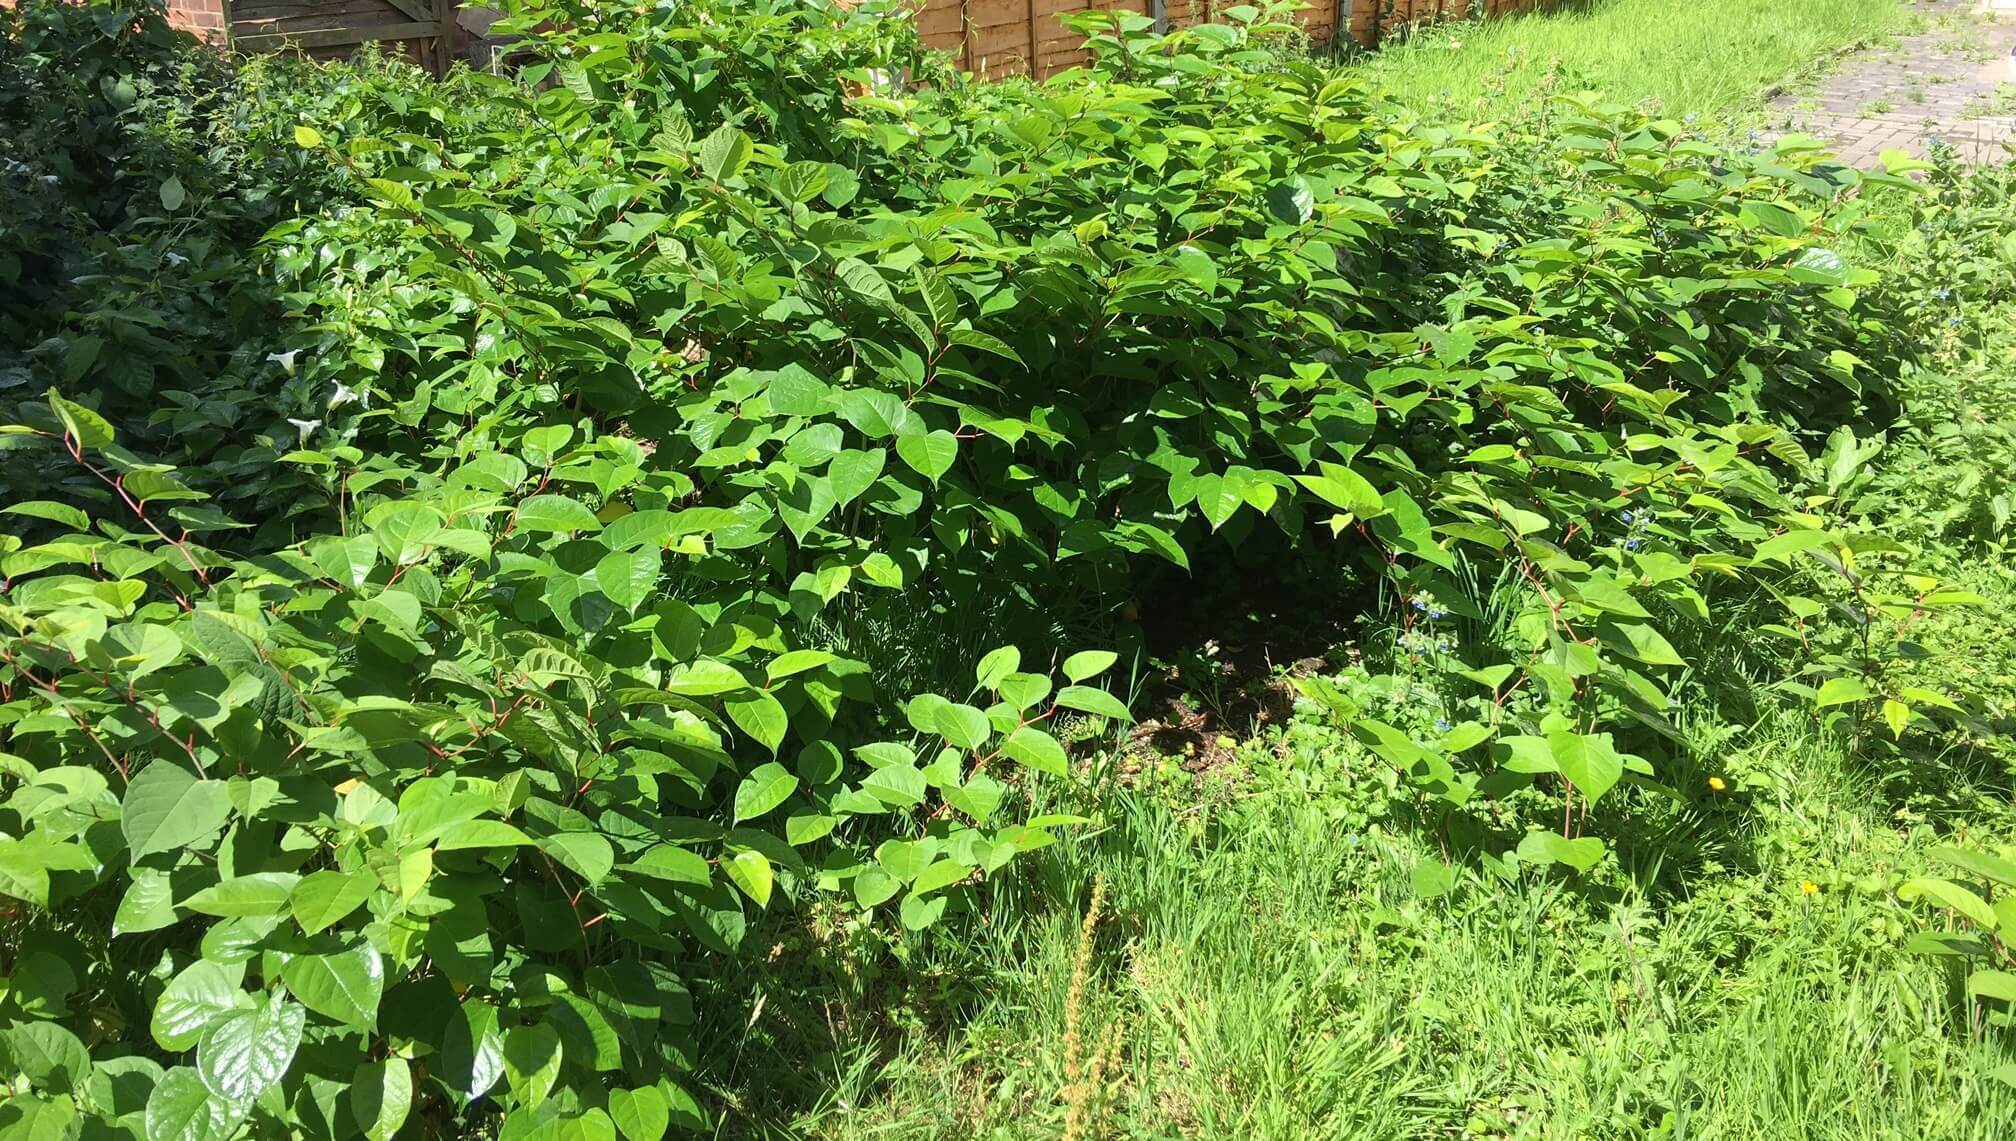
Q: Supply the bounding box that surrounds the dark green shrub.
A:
[0,1,1988,1135]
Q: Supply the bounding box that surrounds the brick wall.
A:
[162,0,226,42]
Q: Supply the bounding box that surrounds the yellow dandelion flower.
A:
[1707,776,1727,792]
[1801,880,1820,896]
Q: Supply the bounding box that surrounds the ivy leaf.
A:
[196,993,305,1102]
[121,760,233,862]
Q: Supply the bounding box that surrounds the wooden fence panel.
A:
[908,0,1547,81]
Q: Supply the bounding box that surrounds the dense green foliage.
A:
[1,0,2012,1136]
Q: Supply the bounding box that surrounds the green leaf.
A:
[1545,731,1624,806]
[503,1023,563,1110]
[1932,848,2016,889]
[293,124,323,148]
[724,849,774,907]
[836,390,923,439]
[352,1060,413,1141]
[912,266,959,328]
[698,124,753,181]
[899,891,947,930]
[974,646,1021,691]
[145,1068,247,1141]
[733,762,798,823]
[1815,676,1876,708]
[895,430,959,484]
[160,176,186,212]
[1061,650,1117,682]
[998,727,1068,776]
[440,1002,505,1101]
[853,867,900,908]
[515,495,603,533]
[726,691,789,754]
[664,660,751,696]
[594,548,660,612]
[1265,177,1315,224]
[114,866,178,936]
[436,819,536,850]
[151,960,247,1052]
[4,1022,91,1094]
[1054,685,1133,722]
[1515,831,1606,872]
[933,702,993,751]
[183,871,300,918]
[609,1086,671,1141]
[47,390,113,449]
[280,943,384,1030]
[541,833,615,885]
[121,760,232,862]
[828,448,887,506]
[767,649,836,680]
[197,993,305,1101]
[1899,878,1999,931]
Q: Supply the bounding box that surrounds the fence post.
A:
[1151,0,1167,34]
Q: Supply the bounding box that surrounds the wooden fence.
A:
[911,0,1553,80]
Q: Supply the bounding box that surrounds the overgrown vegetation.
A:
[1,1,2013,1137]
[1360,0,1913,126]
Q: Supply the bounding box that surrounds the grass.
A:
[1353,0,1914,124]
[764,708,2016,1138]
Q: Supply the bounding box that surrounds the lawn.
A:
[1357,0,1916,123]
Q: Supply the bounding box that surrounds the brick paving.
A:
[1772,0,2016,165]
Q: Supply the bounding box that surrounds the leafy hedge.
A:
[0,0,1990,1135]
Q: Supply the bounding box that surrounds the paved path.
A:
[1772,0,2016,165]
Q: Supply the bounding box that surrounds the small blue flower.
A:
[1436,718,1452,731]
[1935,289,1952,300]
[1625,538,1640,550]
[1621,510,1635,524]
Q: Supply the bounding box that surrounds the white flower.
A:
[286,417,321,442]
[266,349,300,375]
[328,382,369,409]
[39,174,59,185]
[164,251,188,266]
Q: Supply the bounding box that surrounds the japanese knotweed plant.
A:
[0,394,1116,1137]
